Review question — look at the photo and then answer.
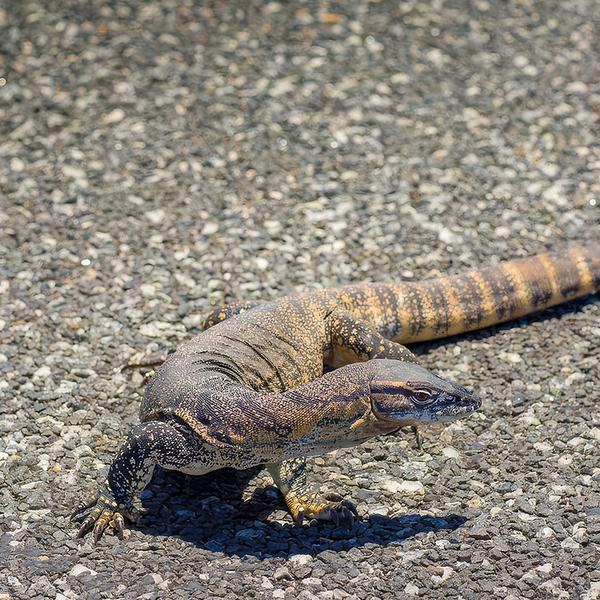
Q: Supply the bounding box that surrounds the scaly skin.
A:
[73,243,600,541]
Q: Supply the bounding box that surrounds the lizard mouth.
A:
[369,399,419,427]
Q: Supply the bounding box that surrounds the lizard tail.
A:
[386,242,600,344]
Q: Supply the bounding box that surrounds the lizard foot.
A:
[295,493,358,528]
[71,490,142,543]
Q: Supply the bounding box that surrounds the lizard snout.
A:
[368,361,481,425]
[452,382,482,410]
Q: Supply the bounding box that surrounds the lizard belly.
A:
[166,438,363,476]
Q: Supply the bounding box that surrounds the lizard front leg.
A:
[326,310,417,368]
[326,312,427,450]
[266,458,358,527]
[72,418,207,542]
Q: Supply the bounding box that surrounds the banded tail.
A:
[337,243,600,343]
[387,243,600,343]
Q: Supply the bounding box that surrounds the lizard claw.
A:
[294,494,358,529]
[71,490,141,542]
[295,508,306,527]
[411,425,424,452]
[92,509,113,543]
[112,512,126,540]
[319,497,358,528]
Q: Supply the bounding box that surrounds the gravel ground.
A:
[1,0,600,598]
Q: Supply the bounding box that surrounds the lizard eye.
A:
[412,389,434,404]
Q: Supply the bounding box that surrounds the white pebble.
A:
[255,257,269,270]
[62,165,86,180]
[102,108,125,124]
[442,447,460,459]
[384,480,425,495]
[289,554,313,566]
[202,222,219,235]
[146,209,166,225]
[33,365,52,379]
[404,583,419,596]
[10,157,25,172]
[499,351,522,364]
[261,577,274,589]
[69,564,98,578]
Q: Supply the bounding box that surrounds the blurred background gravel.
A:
[1,0,599,598]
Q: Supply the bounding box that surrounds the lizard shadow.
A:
[135,468,467,559]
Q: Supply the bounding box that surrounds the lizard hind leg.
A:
[267,458,358,527]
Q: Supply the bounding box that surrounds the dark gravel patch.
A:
[1,0,599,598]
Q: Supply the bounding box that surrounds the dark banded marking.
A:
[422,279,452,337]
[433,281,453,336]
[467,271,496,328]
[521,256,554,308]
[498,261,534,318]
[537,254,561,303]
[403,284,427,337]
[382,284,403,340]
[370,383,413,397]
[436,273,482,332]
[579,247,600,289]
[571,246,598,292]
[488,265,519,320]
[440,278,467,337]
[549,251,582,299]
[371,284,398,339]
[460,273,486,329]
[387,283,415,342]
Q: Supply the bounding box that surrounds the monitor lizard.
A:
[72,242,600,542]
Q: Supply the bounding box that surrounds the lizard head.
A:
[368,360,481,426]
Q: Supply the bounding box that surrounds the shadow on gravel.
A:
[134,468,467,559]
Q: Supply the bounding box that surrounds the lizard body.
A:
[73,243,600,541]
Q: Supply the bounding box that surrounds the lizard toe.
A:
[71,491,100,521]
[73,489,137,542]
[306,497,359,528]
[92,509,113,544]
[111,512,126,540]
[294,508,306,527]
